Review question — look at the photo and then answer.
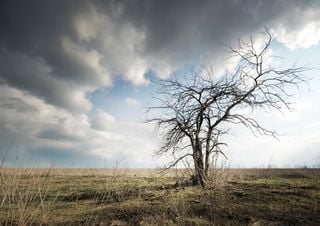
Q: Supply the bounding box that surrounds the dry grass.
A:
[0,167,319,225]
[0,168,58,225]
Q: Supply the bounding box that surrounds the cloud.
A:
[61,37,110,85]
[1,0,320,167]
[90,110,116,131]
[273,21,320,50]
[0,84,158,167]
[1,0,320,110]
[0,48,93,113]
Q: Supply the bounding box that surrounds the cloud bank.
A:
[0,0,320,167]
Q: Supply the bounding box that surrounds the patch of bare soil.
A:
[79,203,174,225]
[62,187,143,204]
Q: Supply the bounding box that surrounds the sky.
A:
[0,0,320,168]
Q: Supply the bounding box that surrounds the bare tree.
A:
[147,29,307,187]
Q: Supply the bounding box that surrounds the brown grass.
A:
[0,168,319,225]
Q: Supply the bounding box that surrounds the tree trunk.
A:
[193,166,206,187]
[192,145,207,187]
[204,127,213,179]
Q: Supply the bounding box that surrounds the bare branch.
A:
[147,28,309,187]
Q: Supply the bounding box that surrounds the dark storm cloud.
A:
[0,1,90,82]
[111,0,320,62]
[0,0,111,112]
[0,49,93,112]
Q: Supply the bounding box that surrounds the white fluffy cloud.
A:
[71,4,151,86]
[272,8,320,50]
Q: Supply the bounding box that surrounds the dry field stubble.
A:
[0,168,319,225]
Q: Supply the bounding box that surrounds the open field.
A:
[0,168,319,225]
